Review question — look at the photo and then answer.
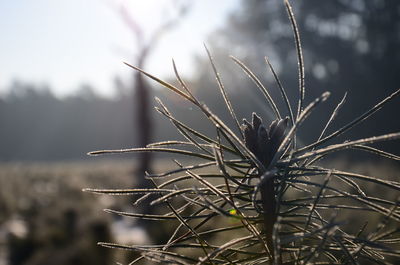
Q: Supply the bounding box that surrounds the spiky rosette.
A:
[84,1,400,264]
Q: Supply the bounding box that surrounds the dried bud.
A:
[242,113,289,167]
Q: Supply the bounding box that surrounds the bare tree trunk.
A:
[134,69,152,178]
[116,0,190,181]
[116,1,190,225]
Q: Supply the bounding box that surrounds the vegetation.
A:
[85,1,400,264]
[0,160,134,265]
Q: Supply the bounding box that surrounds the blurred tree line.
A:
[0,0,399,162]
[0,81,135,161]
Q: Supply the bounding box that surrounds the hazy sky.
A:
[0,0,238,97]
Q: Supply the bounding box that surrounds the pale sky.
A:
[0,0,239,97]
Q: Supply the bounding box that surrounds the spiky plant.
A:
[84,1,400,264]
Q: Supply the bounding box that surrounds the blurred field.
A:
[0,159,139,265]
[0,158,398,265]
